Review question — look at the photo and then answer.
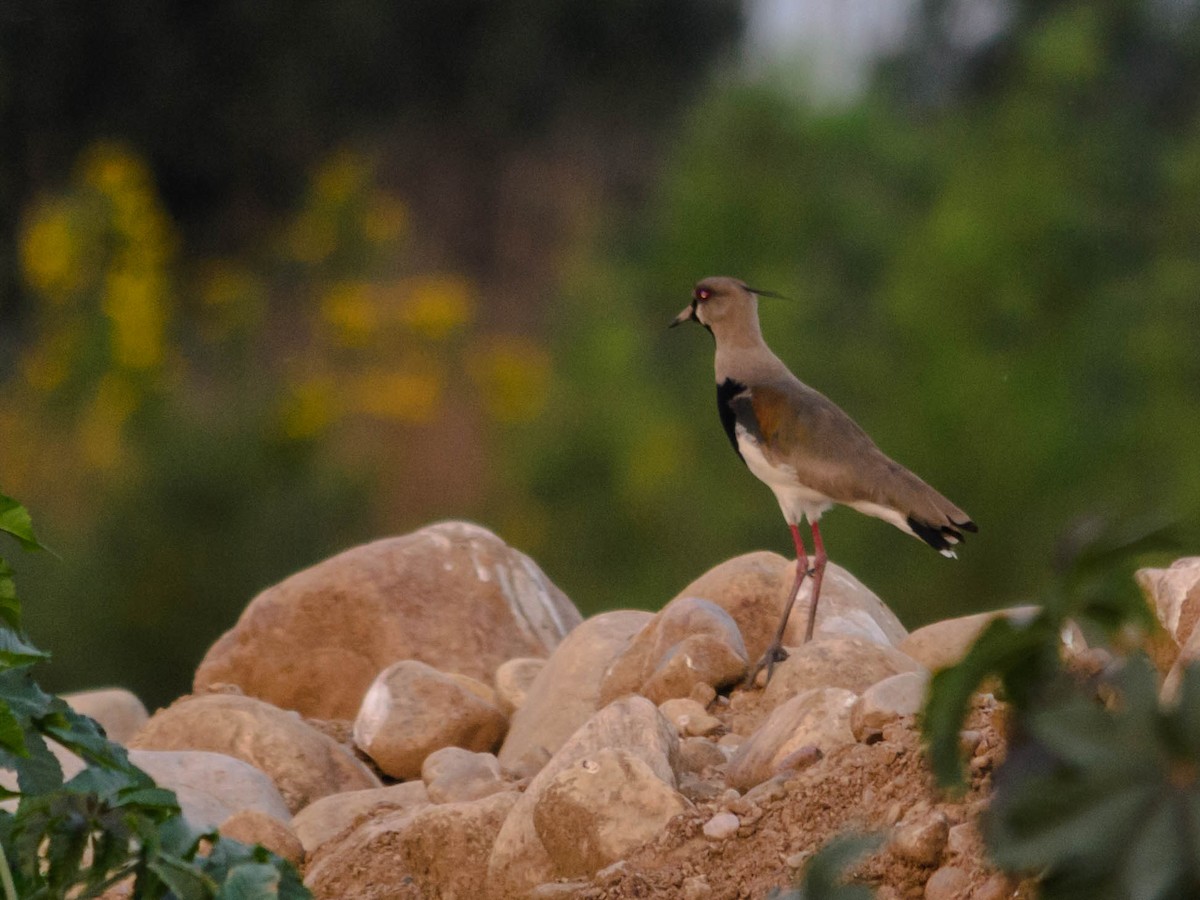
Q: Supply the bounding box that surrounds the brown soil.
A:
[537,695,1034,900]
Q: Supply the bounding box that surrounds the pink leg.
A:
[803,520,829,642]
[743,522,810,688]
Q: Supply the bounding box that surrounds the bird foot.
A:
[742,643,789,690]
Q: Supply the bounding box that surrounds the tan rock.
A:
[494,657,546,715]
[422,747,507,804]
[291,780,429,855]
[899,607,1039,672]
[678,737,728,774]
[62,688,148,744]
[498,610,651,778]
[924,864,970,900]
[194,522,582,719]
[599,597,747,706]
[533,748,692,878]
[672,552,907,664]
[354,660,507,780]
[130,693,380,813]
[892,810,949,866]
[851,671,930,741]
[305,790,518,900]
[219,809,304,865]
[127,749,291,830]
[486,696,680,899]
[726,688,856,791]
[658,698,721,736]
[760,635,923,714]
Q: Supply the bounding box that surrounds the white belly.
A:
[735,425,833,525]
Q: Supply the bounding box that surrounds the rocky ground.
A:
[59,523,1200,899]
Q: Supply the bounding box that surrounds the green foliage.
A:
[987,657,1200,900]
[0,494,310,899]
[770,833,883,900]
[921,512,1200,898]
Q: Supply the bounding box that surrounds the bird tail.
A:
[906,513,978,558]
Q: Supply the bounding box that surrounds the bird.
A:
[671,276,976,687]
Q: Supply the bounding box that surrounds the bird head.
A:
[671,276,780,333]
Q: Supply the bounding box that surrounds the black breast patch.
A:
[716,378,750,463]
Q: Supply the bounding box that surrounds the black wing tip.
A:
[907,515,973,554]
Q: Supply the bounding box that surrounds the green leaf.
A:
[923,615,1057,788]
[217,862,281,899]
[0,495,42,553]
[148,852,217,900]
[0,702,26,756]
[0,558,22,631]
[0,630,50,670]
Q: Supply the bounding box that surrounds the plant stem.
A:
[0,840,17,900]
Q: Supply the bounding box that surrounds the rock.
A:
[702,812,740,840]
[305,790,518,900]
[128,749,291,830]
[130,693,379,813]
[851,671,930,741]
[892,810,949,866]
[672,552,908,663]
[1138,558,1200,692]
[486,696,680,899]
[678,737,728,774]
[422,747,507,804]
[659,698,723,737]
[599,597,747,705]
[760,636,923,715]
[924,864,970,900]
[194,522,582,718]
[354,660,507,780]
[726,688,857,792]
[448,672,500,707]
[973,872,1019,900]
[219,809,305,865]
[533,748,692,877]
[291,781,430,855]
[498,610,651,778]
[899,607,1039,672]
[62,688,148,744]
[494,657,546,715]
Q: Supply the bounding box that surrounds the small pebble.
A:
[702,812,740,840]
[690,683,717,707]
[973,872,1017,900]
[681,875,713,900]
[924,865,969,900]
[892,811,949,866]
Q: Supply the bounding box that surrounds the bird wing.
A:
[732,380,975,541]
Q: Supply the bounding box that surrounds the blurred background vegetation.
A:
[1,0,1197,709]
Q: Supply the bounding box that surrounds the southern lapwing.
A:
[672,276,976,687]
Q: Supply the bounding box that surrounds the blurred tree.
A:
[496,0,1200,624]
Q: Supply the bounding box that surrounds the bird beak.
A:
[670,303,697,328]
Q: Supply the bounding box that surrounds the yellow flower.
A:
[282,376,337,440]
[314,151,371,206]
[351,364,442,423]
[79,141,154,198]
[398,276,474,341]
[363,193,408,245]
[468,335,551,423]
[79,373,140,470]
[19,200,86,300]
[321,281,378,346]
[102,270,168,370]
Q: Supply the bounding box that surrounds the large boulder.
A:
[353,660,507,780]
[129,693,379,813]
[598,597,747,706]
[760,635,923,713]
[486,696,680,899]
[533,748,692,878]
[194,522,582,719]
[498,610,651,778]
[673,552,907,663]
[291,781,430,855]
[725,688,857,791]
[62,688,148,744]
[305,791,519,900]
[898,607,1039,672]
[127,749,291,830]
